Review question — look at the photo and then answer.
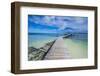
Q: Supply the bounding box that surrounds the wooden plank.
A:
[44,37,71,60]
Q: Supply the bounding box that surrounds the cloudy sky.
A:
[28,15,88,34]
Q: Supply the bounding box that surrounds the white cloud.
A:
[74,17,86,24]
[29,15,87,31]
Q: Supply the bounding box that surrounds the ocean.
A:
[28,33,88,59]
[28,34,57,48]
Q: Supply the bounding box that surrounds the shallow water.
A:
[28,34,57,48]
[64,38,88,59]
[63,33,88,58]
[28,33,88,59]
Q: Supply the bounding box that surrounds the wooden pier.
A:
[44,37,71,60]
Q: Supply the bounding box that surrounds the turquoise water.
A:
[64,38,88,58]
[28,33,88,59]
[63,34,88,58]
[28,34,57,48]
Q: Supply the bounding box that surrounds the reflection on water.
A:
[28,33,88,59]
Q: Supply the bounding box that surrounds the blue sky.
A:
[28,15,88,34]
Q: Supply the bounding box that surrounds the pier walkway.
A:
[44,37,71,60]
